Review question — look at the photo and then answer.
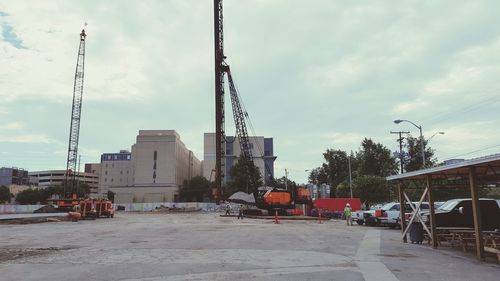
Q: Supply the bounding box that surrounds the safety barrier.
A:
[0,202,218,214]
[0,204,45,214]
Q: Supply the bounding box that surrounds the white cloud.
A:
[0,122,24,130]
[1,1,500,181]
[0,134,51,143]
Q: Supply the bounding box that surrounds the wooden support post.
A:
[398,183,407,242]
[469,167,484,260]
[427,175,438,249]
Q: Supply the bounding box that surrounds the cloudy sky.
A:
[1,0,500,183]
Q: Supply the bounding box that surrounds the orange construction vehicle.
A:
[78,199,114,219]
[255,187,294,213]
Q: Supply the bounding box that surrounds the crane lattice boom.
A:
[64,29,86,194]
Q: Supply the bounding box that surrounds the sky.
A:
[1,0,500,184]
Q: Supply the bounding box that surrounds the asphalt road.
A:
[0,212,498,281]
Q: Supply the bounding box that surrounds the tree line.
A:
[0,183,92,205]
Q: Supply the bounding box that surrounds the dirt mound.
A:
[33,205,58,213]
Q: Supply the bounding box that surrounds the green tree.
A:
[323,149,350,188]
[39,185,63,202]
[404,135,436,171]
[269,176,297,191]
[16,188,42,205]
[308,166,329,185]
[0,185,13,203]
[356,138,398,177]
[353,175,390,209]
[76,183,91,198]
[335,181,351,198]
[179,176,211,202]
[225,157,263,196]
[107,191,115,202]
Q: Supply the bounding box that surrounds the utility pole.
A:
[391,131,409,173]
[77,154,82,196]
[284,169,289,191]
[348,156,353,198]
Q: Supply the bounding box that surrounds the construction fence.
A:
[0,202,218,214]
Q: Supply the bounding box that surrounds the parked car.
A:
[425,198,500,230]
[353,202,428,228]
[378,202,431,228]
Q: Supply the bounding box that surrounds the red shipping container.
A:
[313,198,362,212]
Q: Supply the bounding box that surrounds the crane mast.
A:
[214,0,226,203]
[214,0,258,201]
[64,29,86,195]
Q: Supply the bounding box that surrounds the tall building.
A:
[96,151,132,195]
[106,130,202,203]
[203,133,276,184]
[28,170,99,191]
[84,163,101,196]
[0,167,29,186]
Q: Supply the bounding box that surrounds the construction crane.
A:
[64,29,87,197]
[214,0,226,203]
[227,70,258,189]
[214,0,261,203]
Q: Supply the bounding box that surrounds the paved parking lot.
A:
[0,212,498,281]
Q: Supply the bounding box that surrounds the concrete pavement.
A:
[0,212,498,281]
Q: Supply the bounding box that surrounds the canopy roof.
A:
[386,153,500,185]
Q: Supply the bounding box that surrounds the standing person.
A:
[225,202,231,215]
[344,203,352,226]
[237,204,244,220]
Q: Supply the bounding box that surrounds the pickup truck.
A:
[353,202,430,228]
[351,203,403,227]
[424,198,500,230]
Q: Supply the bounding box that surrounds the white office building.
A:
[202,133,276,184]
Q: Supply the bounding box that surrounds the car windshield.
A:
[381,203,397,210]
[437,200,459,211]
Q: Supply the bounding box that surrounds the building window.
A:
[104,178,107,182]
[154,150,157,160]
[120,170,123,174]
[105,171,108,175]
[111,178,114,182]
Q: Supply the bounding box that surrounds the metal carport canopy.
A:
[386,153,500,183]
[385,153,500,261]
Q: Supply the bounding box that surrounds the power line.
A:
[421,93,500,124]
[444,143,500,160]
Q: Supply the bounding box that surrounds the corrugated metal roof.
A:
[386,153,500,181]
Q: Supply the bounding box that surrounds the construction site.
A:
[1,0,500,280]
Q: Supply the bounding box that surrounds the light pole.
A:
[394,119,426,168]
[428,131,445,142]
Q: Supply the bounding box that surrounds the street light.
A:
[394,119,426,168]
[428,131,445,142]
